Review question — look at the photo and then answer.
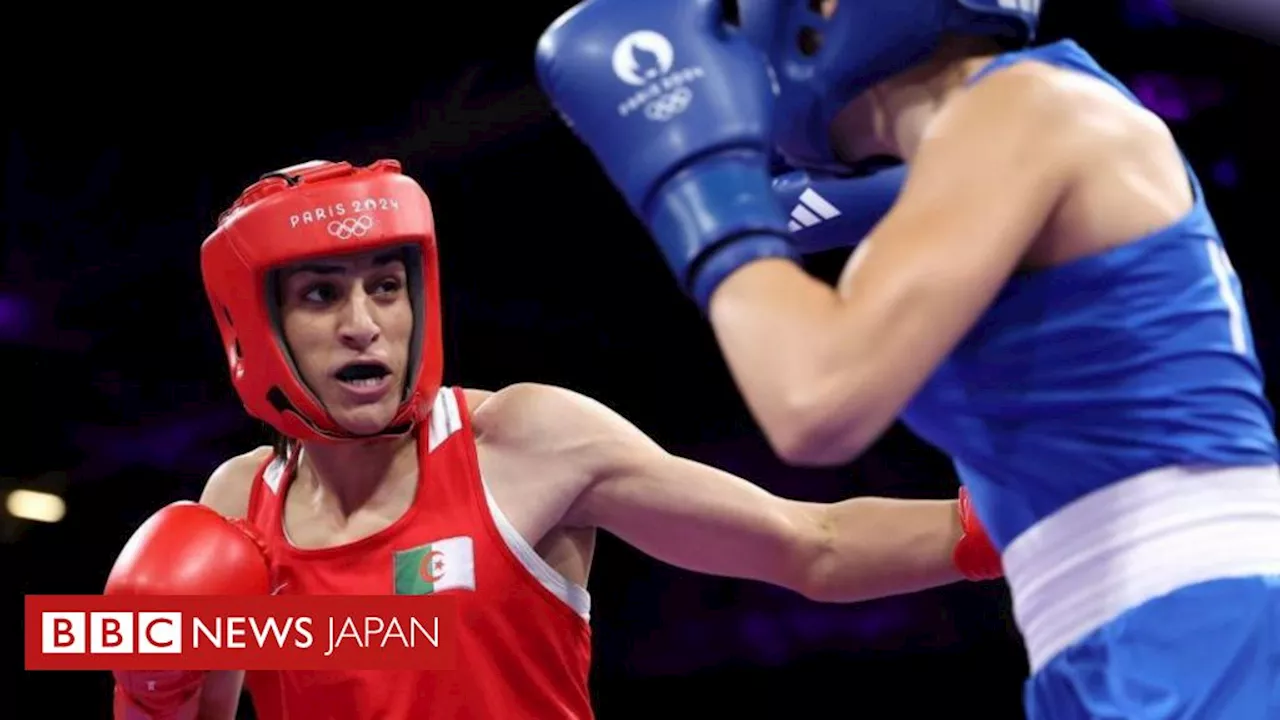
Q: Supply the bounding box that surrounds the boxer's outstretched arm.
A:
[476,383,975,601]
[577,449,968,602]
[707,69,1075,466]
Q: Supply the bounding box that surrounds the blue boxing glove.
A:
[536,0,796,311]
[774,164,906,254]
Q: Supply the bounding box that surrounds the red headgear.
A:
[200,159,443,443]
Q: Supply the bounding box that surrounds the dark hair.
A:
[268,425,296,460]
[265,274,297,461]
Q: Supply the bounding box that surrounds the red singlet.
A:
[242,387,594,719]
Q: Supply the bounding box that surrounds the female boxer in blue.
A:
[537,0,1280,717]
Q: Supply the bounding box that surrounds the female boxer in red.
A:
[103,159,999,720]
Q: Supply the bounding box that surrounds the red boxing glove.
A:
[952,488,1003,581]
[106,501,272,719]
[105,501,272,597]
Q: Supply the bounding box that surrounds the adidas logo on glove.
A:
[787,189,842,232]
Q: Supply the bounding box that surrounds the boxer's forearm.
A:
[804,497,965,602]
[707,259,890,466]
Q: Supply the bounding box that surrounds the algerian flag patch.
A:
[393,536,476,595]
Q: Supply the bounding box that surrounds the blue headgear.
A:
[737,0,1042,173]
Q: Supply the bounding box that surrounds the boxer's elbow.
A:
[760,381,879,467]
[791,531,841,603]
[789,507,880,604]
[766,422,865,467]
[773,505,839,602]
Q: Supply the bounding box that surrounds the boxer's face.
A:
[277,248,413,436]
[829,89,892,164]
[805,0,890,163]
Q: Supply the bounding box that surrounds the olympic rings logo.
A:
[644,87,693,123]
[327,215,374,240]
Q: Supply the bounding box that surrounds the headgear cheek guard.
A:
[737,0,1042,173]
[200,159,443,443]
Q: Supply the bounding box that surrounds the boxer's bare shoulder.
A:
[464,382,610,537]
[468,382,641,472]
[949,59,1193,261]
[461,387,497,414]
[199,446,273,519]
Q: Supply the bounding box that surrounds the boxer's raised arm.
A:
[113,450,270,719]
[707,68,1075,466]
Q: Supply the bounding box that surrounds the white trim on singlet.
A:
[1003,464,1280,674]
[440,386,592,620]
[428,388,463,451]
[262,454,287,495]
[480,478,592,621]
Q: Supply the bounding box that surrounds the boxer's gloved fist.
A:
[536,0,797,311]
[773,164,905,254]
[106,501,272,597]
[952,488,1002,581]
[106,501,272,719]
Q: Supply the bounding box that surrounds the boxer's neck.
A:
[833,36,1002,163]
[297,434,418,517]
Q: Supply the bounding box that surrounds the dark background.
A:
[5,1,1278,717]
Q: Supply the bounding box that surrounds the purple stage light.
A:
[1125,0,1179,26]
[1212,158,1239,188]
[0,294,33,340]
[1131,74,1191,121]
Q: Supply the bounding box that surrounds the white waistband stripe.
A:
[1002,464,1280,673]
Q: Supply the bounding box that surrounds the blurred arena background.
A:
[5,1,1277,716]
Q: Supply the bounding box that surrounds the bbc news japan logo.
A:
[45,612,182,654]
[26,595,459,671]
[40,611,440,655]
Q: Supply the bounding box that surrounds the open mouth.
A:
[334,361,391,388]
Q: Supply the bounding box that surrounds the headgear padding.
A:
[737,0,1041,172]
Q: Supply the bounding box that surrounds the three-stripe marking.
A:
[787,188,842,232]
